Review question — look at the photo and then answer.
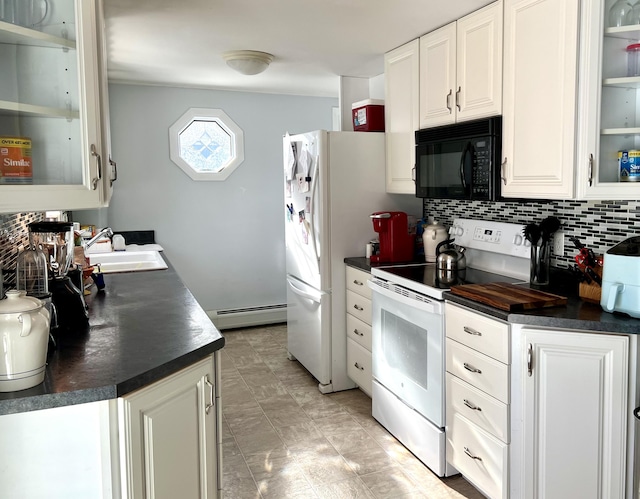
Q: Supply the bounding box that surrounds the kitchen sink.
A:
[88,250,168,274]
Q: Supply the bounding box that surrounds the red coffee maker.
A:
[370,211,415,263]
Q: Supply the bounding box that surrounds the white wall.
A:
[103,84,336,313]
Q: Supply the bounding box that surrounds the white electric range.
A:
[368,218,531,477]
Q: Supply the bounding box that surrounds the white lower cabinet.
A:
[516,328,629,499]
[0,353,222,499]
[445,303,510,499]
[345,265,372,396]
[118,354,221,499]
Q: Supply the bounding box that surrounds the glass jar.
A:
[626,1,640,24]
[627,43,640,76]
[610,0,633,27]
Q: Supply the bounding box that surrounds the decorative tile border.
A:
[423,199,640,268]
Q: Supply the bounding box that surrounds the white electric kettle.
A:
[0,290,50,392]
[423,221,449,263]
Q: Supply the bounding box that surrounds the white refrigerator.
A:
[284,130,393,393]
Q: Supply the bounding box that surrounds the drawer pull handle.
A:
[204,376,214,415]
[463,326,482,336]
[464,447,482,461]
[353,329,364,336]
[353,279,364,286]
[354,362,365,371]
[463,399,482,411]
[353,304,364,311]
[463,362,482,374]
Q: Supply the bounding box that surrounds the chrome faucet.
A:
[85,227,114,249]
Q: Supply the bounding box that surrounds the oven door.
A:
[371,282,445,427]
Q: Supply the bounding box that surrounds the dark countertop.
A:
[345,256,640,335]
[0,255,225,416]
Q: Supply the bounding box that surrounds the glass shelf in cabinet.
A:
[601,127,640,135]
[605,24,640,40]
[603,76,640,87]
[0,101,79,120]
[0,21,75,50]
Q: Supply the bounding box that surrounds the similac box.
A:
[352,99,385,132]
[0,137,32,184]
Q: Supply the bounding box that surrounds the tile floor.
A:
[220,323,485,499]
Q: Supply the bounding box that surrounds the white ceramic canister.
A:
[422,221,449,263]
[0,290,50,391]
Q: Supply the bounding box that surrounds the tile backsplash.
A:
[0,212,46,289]
[423,199,640,268]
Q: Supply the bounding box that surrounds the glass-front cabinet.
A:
[577,0,640,199]
[0,0,112,213]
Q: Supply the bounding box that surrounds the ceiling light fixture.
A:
[223,50,274,75]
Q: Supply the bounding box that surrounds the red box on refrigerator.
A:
[352,99,385,132]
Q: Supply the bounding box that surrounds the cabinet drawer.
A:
[447,412,508,499]
[347,338,372,397]
[446,373,509,443]
[347,313,372,350]
[445,303,509,363]
[346,290,371,325]
[346,266,372,299]
[446,338,509,404]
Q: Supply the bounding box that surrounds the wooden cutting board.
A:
[449,282,567,311]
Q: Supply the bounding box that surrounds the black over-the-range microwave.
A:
[415,116,502,201]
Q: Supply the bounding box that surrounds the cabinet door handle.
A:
[354,362,365,371]
[446,89,453,113]
[353,279,363,286]
[501,157,507,185]
[588,153,594,187]
[90,144,102,190]
[464,447,482,461]
[463,362,482,374]
[353,304,364,311]
[527,343,533,377]
[411,166,416,182]
[353,329,364,337]
[463,399,482,411]
[205,376,214,414]
[109,156,118,186]
[456,86,461,111]
[463,326,481,336]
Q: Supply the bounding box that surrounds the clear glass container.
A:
[626,1,640,25]
[627,43,640,75]
[16,246,48,297]
[28,221,74,279]
[609,0,633,27]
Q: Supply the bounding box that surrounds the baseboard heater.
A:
[208,304,287,330]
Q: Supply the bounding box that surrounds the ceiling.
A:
[102,0,494,98]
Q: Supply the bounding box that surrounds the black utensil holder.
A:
[530,242,550,286]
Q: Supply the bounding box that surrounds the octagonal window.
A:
[169,108,244,181]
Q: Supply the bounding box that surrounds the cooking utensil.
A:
[523,223,541,245]
[539,216,561,243]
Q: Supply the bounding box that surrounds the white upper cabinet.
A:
[501,0,579,199]
[420,1,503,128]
[384,39,420,194]
[576,0,640,199]
[0,0,111,213]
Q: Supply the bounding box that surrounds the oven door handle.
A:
[368,280,443,315]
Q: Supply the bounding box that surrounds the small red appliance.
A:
[370,211,414,263]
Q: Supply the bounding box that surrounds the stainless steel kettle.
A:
[436,239,466,271]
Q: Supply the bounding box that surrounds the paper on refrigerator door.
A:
[284,134,297,181]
